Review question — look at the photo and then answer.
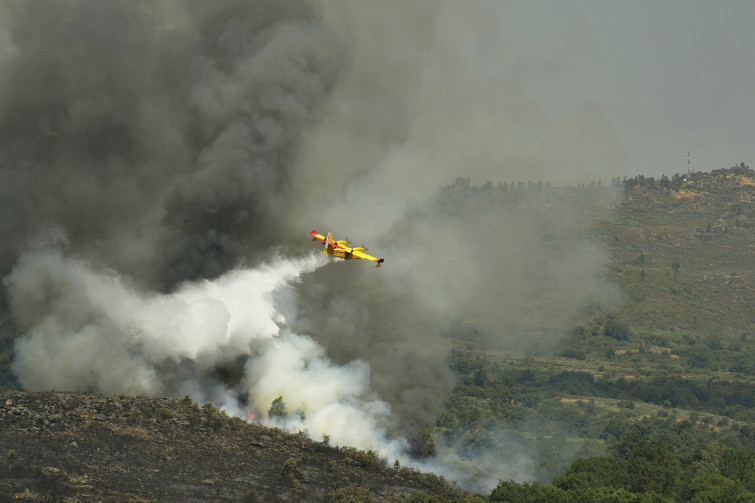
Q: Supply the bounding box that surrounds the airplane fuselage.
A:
[325,247,365,260]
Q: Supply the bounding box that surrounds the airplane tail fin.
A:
[326,232,335,246]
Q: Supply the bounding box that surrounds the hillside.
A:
[0,390,459,502]
[573,166,755,376]
[1,166,754,501]
[604,165,755,337]
[438,165,755,483]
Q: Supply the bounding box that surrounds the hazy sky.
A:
[487,1,755,178]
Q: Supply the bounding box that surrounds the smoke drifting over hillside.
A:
[1,0,622,488]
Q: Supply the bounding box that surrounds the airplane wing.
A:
[311,230,348,250]
[350,248,385,267]
[310,230,327,244]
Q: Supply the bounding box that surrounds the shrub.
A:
[159,408,175,419]
[326,486,376,503]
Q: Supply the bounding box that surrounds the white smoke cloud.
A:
[242,329,405,457]
[6,248,412,460]
[4,251,307,389]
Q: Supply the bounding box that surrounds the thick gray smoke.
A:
[1,0,624,489]
[6,249,409,457]
[0,0,342,289]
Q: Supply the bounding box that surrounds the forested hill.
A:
[437,164,755,501]
[437,163,755,362]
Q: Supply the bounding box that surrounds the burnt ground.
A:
[0,391,460,502]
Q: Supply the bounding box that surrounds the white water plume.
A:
[6,249,406,459]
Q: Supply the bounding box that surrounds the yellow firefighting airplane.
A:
[310,230,384,267]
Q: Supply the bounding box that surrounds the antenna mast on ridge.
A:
[686,151,691,181]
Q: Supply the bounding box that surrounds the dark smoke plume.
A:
[0,0,342,289]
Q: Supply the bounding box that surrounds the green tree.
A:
[552,456,622,491]
[615,431,682,497]
[569,486,672,502]
[473,367,487,387]
[686,474,754,503]
[410,428,437,459]
[604,320,630,341]
[268,396,288,418]
[720,449,755,491]
[490,480,567,503]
